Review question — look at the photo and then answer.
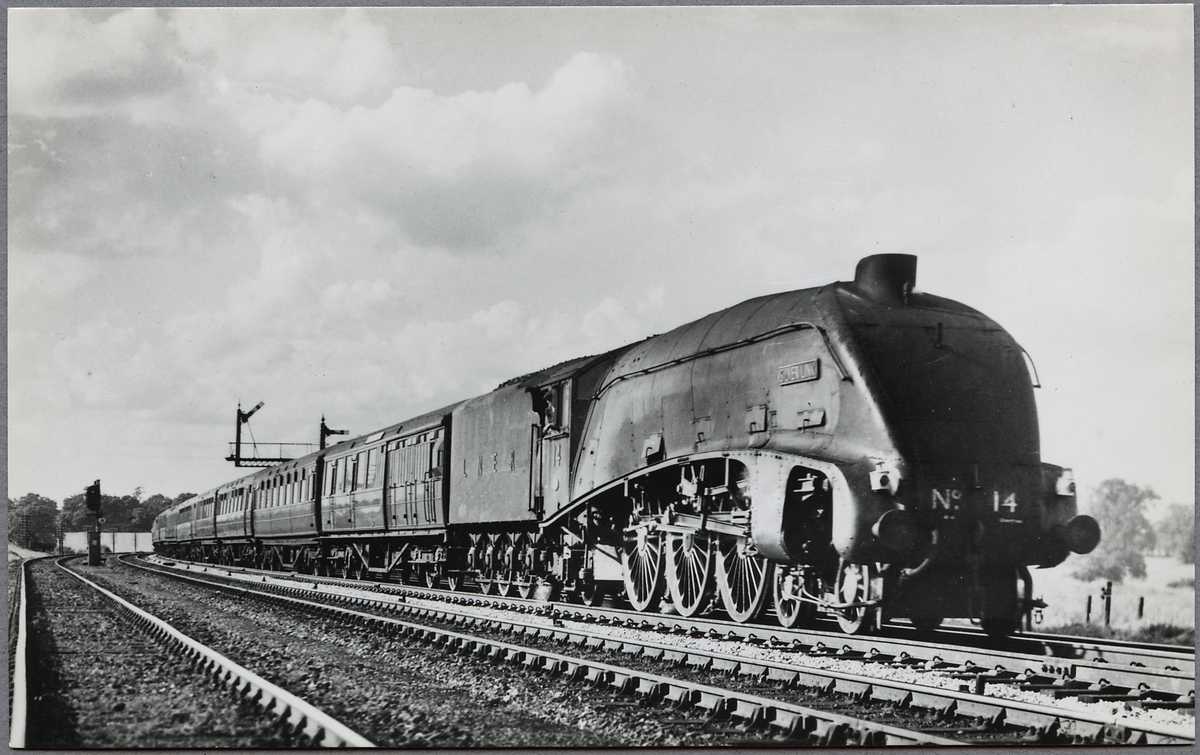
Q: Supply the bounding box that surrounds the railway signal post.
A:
[85,480,102,566]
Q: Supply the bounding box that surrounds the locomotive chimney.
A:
[853,254,917,306]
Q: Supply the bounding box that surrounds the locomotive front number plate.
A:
[778,359,820,386]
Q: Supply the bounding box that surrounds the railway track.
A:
[130,555,1195,745]
[145,555,1194,684]
[10,556,371,748]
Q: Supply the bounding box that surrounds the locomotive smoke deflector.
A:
[853,254,918,306]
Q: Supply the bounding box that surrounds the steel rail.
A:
[147,555,1194,692]
[123,559,965,746]
[130,556,1193,745]
[207,555,1194,673]
[9,559,31,749]
[927,624,1194,674]
[538,608,1196,698]
[55,557,374,748]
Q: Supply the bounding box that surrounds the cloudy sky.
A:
[8,6,1193,515]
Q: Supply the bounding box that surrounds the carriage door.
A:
[385,441,404,529]
[421,431,444,525]
[535,381,572,517]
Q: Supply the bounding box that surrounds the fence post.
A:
[1101,582,1113,627]
[1137,596,1144,620]
[1085,595,1092,624]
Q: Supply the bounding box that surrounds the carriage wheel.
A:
[578,580,607,607]
[424,568,439,589]
[494,575,515,598]
[715,538,772,623]
[516,578,538,599]
[621,526,664,612]
[833,559,876,634]
[665,530,714,618]
[476,575,497,595]
[446,572,463,592]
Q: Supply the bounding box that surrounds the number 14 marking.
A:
[993,491,1018,513]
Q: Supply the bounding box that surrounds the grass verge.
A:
[1036,622,1194,646]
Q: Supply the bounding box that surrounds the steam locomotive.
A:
[153,254,1099,637]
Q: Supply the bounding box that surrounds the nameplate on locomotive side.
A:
[778,359,820,386]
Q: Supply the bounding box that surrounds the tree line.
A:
[1070,478,1193,583]
[7,490,194,552]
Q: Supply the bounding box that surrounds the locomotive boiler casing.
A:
[570,282,908,565]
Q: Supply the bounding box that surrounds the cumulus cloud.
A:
[174,8,401,105]
[250,52,631,249]
[9,9,181,118]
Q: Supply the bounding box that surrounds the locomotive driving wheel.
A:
[621,525,664,612]
[772,565,818,628]
[833,559,877,634]
[715,538,772,623]
[665,530,714,617]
